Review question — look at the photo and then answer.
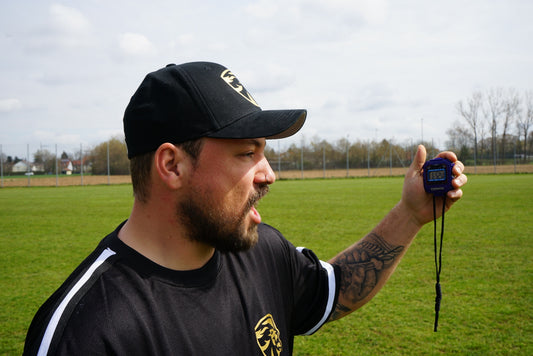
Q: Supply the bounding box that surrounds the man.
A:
[24,62,467,355]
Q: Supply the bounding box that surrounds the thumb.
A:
[409,145,427,175]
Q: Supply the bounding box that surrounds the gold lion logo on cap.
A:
[221,69,259,107]
[254,314,282,356]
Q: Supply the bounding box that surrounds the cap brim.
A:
[207,109,306,140]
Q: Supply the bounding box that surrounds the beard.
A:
[177,184,269,253]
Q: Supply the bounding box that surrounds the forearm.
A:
[328,201,422,320]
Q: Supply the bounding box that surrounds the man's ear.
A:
[154,143,189,190]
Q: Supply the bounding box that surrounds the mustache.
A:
[246,184,270,211]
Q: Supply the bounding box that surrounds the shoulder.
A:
[257,223,293,248]
[253,223,298,260]
[24,226,126,355]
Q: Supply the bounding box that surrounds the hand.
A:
[399,145,467,227]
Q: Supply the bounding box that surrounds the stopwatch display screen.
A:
[427,168,446,182]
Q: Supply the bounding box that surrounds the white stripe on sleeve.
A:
[296,247,337,335]
[37,247,116,356]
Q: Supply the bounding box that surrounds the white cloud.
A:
[245,0,388,27]
[28,131,85,150]
[176,34,195,46]
[1,0,531,152]
[0,98,22,112]
[22,3,94,52]
[49,3,91,33]
[245,1,279,19]
[313,0,388,25]
[238,64,295,94]
[118,33,156,56]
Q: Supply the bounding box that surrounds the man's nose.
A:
[255,157,276,185]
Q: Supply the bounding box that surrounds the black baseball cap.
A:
[123,62,307,158]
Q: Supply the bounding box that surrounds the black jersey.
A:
[24,222,338,356]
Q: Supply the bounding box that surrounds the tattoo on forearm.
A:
[329,303,351,321]
[331,232,404,319]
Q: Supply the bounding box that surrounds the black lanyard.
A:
[432,195,446,332]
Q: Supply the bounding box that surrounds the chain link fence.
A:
[0,142,130,187]
[1,139,532,187]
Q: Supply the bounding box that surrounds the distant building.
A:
[11,161,44,174]
[60,159,73,174]
[12,161,29,173]
[60,158,90,174]
[66,161,73,175]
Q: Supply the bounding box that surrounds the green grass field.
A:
[1,175,531,355]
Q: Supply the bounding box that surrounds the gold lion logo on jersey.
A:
[255,314,282,356]
[221,69,259,107]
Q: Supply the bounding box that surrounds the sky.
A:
[1,0,532,158]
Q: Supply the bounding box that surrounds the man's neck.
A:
[118,200,215,271]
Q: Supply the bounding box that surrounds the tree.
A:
[33,149,57,174]
[446,121,473,162]
[89,137,129,175]
[501,88,521,162]
[516,90,533,161]
[484,88,505,166]
[457,91,483,171]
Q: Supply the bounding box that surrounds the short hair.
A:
[130,139,204,203]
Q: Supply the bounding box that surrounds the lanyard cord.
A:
[433,195,446,332]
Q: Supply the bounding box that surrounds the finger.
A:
[453,173,467,189]
[453,160,465,176]
[436,151,458,163]
[447,188,463,201]
[410,145,426,175]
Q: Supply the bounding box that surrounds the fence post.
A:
[0,144,3,188]
[513,139,517,174]
[107,140,111,185]
[367,141,371,177]
[346,136,349,178]
[323,145,326,179]
[300,142,304,179]
[80,143,84,186]
[389,140,392,176]
[55,144,59,187]
[27,143,31,187]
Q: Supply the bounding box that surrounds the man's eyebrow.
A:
[244,139,264,148]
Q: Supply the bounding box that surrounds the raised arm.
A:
[328,145,467,321]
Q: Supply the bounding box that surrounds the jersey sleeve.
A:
[291,246,339,335]
[258,224,339,336]
[23,247,118,356]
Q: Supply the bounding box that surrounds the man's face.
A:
[178,138,275,252]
